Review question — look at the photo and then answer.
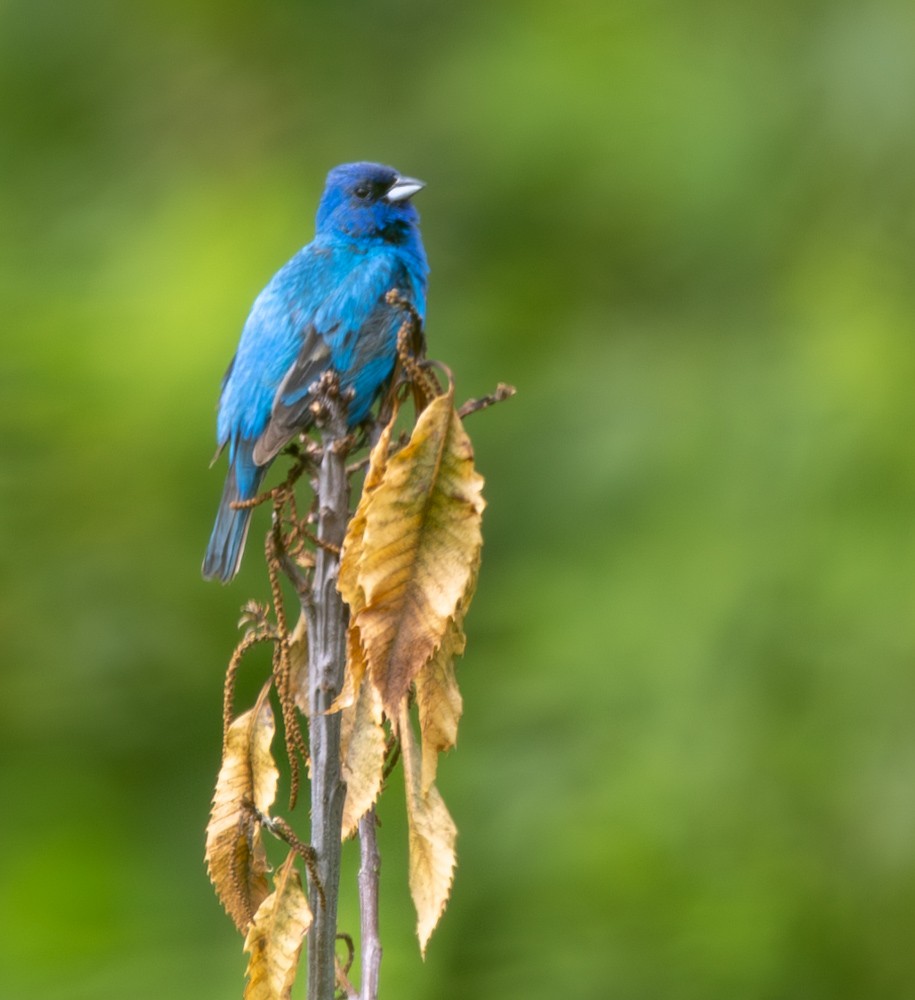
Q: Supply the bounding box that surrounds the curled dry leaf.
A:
[331,626,367,715]
[354,391,485,716]
[338,417,395,620]
[339,675,386,839]
[415,620,465,795]
[398,704,457,957]
[414,554,479,793]
[206,683,279,932]
[334,417,394,715]
[243,853,312,1000]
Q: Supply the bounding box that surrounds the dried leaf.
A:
[414,553,479,793]
[338,417,395,618]
[339,676,386,839]
[287,613,309,717]
[398,705,457,956]
[243,853,312,1000]
[334,417,394,716]
[355,392,485,715]
[329,627,367,714]
[206,684,279,932]
[415,620,465,795]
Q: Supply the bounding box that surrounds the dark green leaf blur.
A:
[3,1,914,997]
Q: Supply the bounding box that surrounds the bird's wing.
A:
[250,327,331,465]
[251,251,412,466]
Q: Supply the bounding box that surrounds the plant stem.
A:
[358,808,383,1000]
[306,402,350,1000]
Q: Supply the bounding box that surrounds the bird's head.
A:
[315,162,424,242]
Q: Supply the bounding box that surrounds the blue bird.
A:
[203,162,428,582]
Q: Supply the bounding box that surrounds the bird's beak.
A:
[386,175,425,202]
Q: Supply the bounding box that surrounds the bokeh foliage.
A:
[2,0,915,997]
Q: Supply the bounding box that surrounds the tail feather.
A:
[202,459,265,583]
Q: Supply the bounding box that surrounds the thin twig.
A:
[358,808,383,1000]
[296,524,343,556]
[334,955,358,1000]
[268,815,324,910]
[336,932,355,975]
[241,799,325,910]
[345,454,372,476]
[458,382,517,419]
[277,543,311,597]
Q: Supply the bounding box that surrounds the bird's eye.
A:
[354,184,372,199]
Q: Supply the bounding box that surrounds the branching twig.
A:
[305,374,351,1000]
[268,814,325,910]
[241,798,325,909]
[458,382,517,419]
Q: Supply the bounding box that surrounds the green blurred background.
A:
[3,0,915,996]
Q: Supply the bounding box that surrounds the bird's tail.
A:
[202,456,265,583]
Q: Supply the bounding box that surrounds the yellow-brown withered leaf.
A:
[335,416,395,714]
[243,853,312,1000]
[398,705,457,957]
[355,392,485,715]
[339,675,386,839]
[338,416,395,617]
[330,626,367,715]
[206,684,279,932]
[415,620,465,795]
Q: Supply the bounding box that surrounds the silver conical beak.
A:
[386,175,425,202]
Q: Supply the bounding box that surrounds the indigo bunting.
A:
[203,162,428,582]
